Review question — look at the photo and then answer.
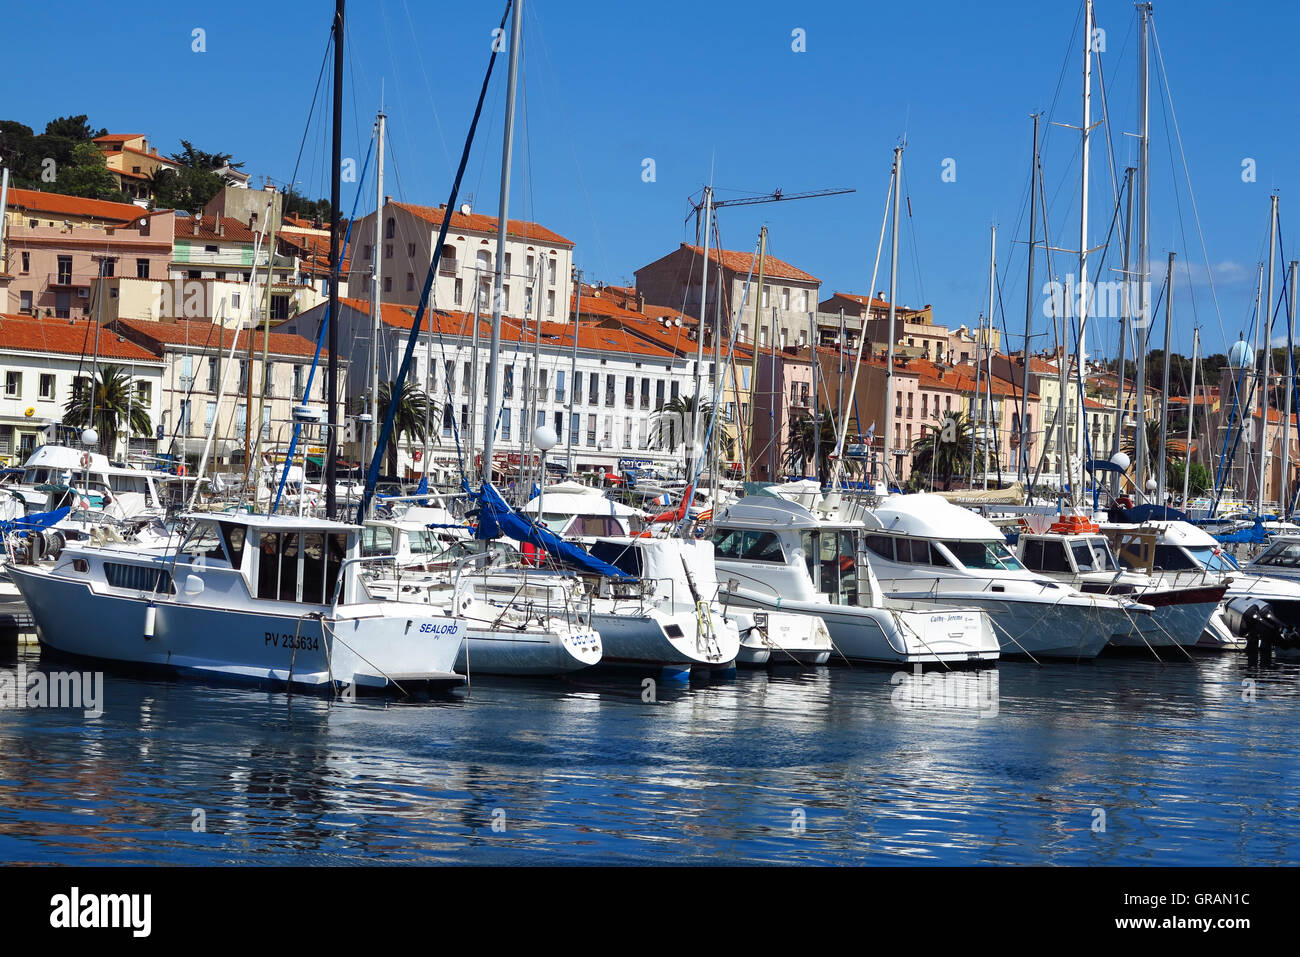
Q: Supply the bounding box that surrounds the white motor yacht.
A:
[709,497,1000,666]
[863,493,1152,660]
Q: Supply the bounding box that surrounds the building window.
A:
[407,242,415,257]
[555,370,566,404]
[57,255,72,285]
[586,413,597,446]
[454,278,463,304]
[525,287,534,313]
[293,365,304,398]
[385,217,395,239]
[502,408,512,442]
[605,374,615,407]
[573,372,583,406]
[546,289,556,316]
[20,252,30,273]
[569,410,580,445]
[640,378,650,410]
[270,295,289,320]
[38,374,55,400]
[364,244,373,260]
[462,362,471,395]
[624,377,634,406]
[5,372,19,397]
[19,290,33,313]
[504,367,514,399]
[547,258,557,284]
[383,276,392,293]
[134,258,150,279]
[587,374,598,405]
[384,243,393,259]
[406,272,415,292]
[135,381,151,406]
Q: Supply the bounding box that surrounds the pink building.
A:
[0,189,174,320]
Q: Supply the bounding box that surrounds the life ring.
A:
[176,464,188,477]
[79,452,92,468]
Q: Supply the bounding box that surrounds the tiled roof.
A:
[339,298,674,359]
[0,315,160,361]
[173,214,259,244]
[115,318,326,359]
[2,188,144,224]
[825,291,922,313]
[390,202,574,247]
[679,243,818,283]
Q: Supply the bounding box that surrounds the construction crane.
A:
[686,185,855,219]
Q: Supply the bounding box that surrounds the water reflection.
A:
[0,644,1298,864]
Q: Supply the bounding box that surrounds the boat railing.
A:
[330,554,426,611]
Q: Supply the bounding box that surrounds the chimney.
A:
[217,219,224,237]
[637,292,645,312]
[193,218,199,236]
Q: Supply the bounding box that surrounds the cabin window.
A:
[864,534,895,561]
[942,540,1023,571]
[816,529,858,605]
[219,522,247,569]
[255,531,342,603]
[103,562,174,593]
[1071,539,1117,572]
[179,522,229,564]
[1256,542,1300,568]
[571,515,625,537]
[361,525,394,558]
[711,529,784,562]
[1150,545,1197,571]
[896,538,940,565]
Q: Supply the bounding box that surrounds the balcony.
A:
[47,271,89,288]
[554,388,566,404]
[439,258,458,276]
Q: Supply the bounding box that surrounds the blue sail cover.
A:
[1,506,71,536]
[1213,518,1268,545]
[471,482,632,580]
[1120,504,1190,523]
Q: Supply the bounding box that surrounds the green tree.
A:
[1168,459,1213,498]
[783,407,839,480]
[367,380,437,477]
[56,140,125,200]
[63,365,152,460]
[908,410,979,490]
[654,394,734,472]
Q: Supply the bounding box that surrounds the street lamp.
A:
[533,425,558,523]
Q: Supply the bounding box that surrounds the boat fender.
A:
[28,531,46,565]
[143,602,157,640]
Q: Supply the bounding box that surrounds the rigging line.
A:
[1148,16,1231,372]
[1038,1,1086,158]
[362,0,515,520]
[899,163,925,308]
[395,0,454,173]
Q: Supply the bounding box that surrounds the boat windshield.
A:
[1184,546,1239,572]
[1071,537,1119,572]
[942,539,1024,571]
[1254,540,1300,568]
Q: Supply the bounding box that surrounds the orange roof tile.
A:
[391,202,574,247]
[173,214,259,244]
[3,188,143,224]
[679,243,818,283]
[0,316,160,361]
[115,318,326,359]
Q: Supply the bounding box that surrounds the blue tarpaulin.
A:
[471,483,632,580]
[1212,518,1268,545]
[1119,504,1190,523]
[0,506,71,537]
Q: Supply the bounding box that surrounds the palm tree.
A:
[369,380,437,477]
[783,407,839,481]
[909,410,978,490]
[63,365,152,460]
[654,394,734,471]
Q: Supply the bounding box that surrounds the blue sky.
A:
[8,0,1300,358]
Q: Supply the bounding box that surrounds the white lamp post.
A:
[533,425,558,524]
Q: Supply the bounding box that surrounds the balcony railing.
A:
[48,271,87,288]
[439,259,458,276]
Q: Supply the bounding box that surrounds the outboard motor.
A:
[1226,596,1300,662]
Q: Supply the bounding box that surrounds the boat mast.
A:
[745,226,768,478]
[369,109,386,475]
[1285,260,1298,516]
[883,145,903,486]
[481,0,523,487]
[1133,2,1151,503]
[1182,326,1198,506]
[1064,0,1094,511]
[690,186,713,485]
[325,0,345,519]
[976,224,995,489]
[1113,167,1134,499]
[1020,114,1040,483]
[1157,251,1175,504]
[1258,193,1279,512]
[565,266,580,474]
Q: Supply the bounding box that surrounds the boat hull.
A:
[591,607,739,670]
[8,563,465,692]
[454,625,601,676]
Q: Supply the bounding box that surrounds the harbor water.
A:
[1,644,1297,865]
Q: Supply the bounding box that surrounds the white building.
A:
[282,298,689,482]
[111,317,342,467]
[0,315,164,465]
[344,202,576,322]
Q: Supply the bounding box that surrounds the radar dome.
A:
[1228,339,1253,369]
